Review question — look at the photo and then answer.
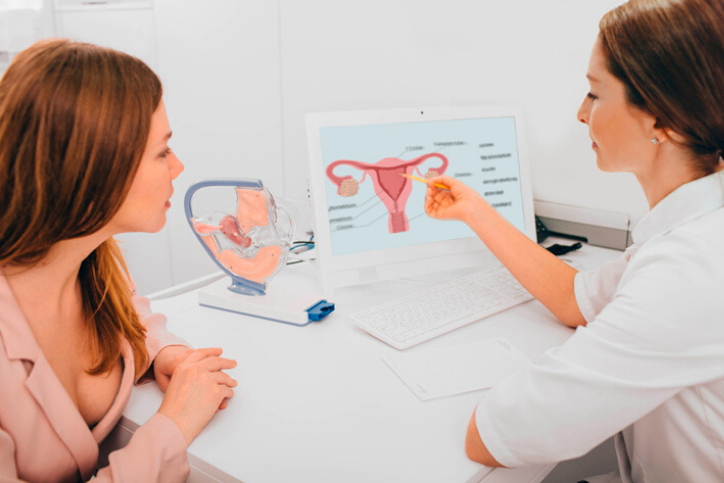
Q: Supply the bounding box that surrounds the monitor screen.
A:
[320,117,525,257]
[306,106,535,297]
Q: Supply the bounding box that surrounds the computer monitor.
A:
[305,105,536,298]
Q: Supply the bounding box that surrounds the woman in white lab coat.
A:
[425,0,724,481]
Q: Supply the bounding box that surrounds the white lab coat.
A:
[476,171,724,483]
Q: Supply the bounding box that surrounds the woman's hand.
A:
[158,347,237,446]
[424,175,489,225]
[153,345,194,392]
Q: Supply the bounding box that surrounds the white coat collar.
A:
[632,170,724,245]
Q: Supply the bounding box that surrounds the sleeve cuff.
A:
[573,271,596,324]
[144,412,189,453]
[104,413,189,482]
[475,396,526,468]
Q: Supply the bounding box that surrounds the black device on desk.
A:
[536,216,552,243]
[536,216,582,256]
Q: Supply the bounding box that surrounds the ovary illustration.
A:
[326,153,449,233]
[191,187,288,286]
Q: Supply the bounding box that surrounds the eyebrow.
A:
[586,73,599,82]
[156,132,173,151]
[157,131,173,146]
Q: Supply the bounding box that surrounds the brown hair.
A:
[0,39,163,377]
[599,0,724,174]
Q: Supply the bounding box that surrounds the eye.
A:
[159,147,172,158]
[587,92,598,100]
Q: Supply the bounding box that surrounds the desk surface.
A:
[121,242,621,483]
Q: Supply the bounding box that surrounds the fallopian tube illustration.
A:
[326,153,448,233]
[185,180,294,296]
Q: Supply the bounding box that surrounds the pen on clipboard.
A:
[399,173,450,191]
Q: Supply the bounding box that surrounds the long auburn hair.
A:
[599,0,724,174]
[0,39,163,377]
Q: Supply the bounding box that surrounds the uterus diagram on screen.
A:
[325,152,449,234]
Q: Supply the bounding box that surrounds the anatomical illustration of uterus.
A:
[326,153,449,233]
[192,188,284,284]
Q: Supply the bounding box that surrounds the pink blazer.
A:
[0,272,192,483]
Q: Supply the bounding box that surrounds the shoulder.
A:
[607,210,724,343]
[625,207,724,287]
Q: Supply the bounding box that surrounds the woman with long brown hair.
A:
[425,0,724,481]
[0,39,237,482]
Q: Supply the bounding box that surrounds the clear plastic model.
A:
[185,179,295,296]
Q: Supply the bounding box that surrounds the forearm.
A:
[465,202,586,327]
[466,410,504,467]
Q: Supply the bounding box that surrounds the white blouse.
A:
[475,170,724,483]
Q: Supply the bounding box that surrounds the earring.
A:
[651,137,660,145]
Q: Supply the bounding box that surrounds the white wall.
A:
[279,0,642,212]
[0,0,56,68]
[53,0,643,295]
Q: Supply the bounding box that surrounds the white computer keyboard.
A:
[351,265,533,350]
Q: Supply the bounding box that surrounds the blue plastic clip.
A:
[306,300,335,321]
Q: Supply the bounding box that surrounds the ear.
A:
[632,106,664,143]
[652,120,685,145]
[660,126,687,145]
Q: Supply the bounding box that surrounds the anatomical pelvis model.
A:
[326,153,448,233]
[184,180,294,296]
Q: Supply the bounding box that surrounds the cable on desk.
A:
[290,235,315,254]
[286,258,316,266]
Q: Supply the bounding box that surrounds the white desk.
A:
[104,241,621,483]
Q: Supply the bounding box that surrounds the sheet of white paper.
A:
[382,337,529,401]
